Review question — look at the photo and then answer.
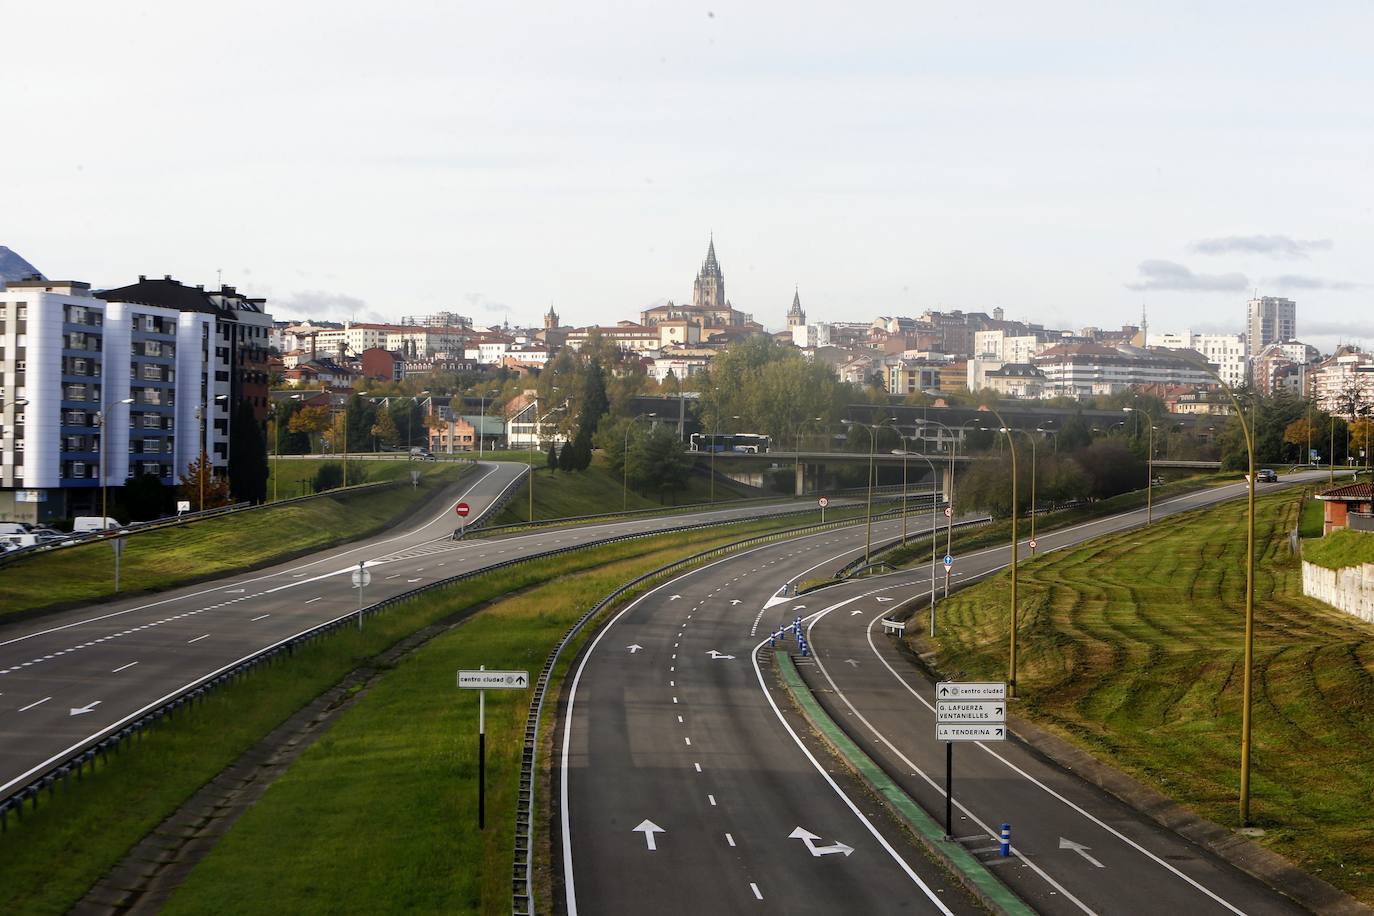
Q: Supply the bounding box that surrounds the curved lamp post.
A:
[842,417,896,568]
[1124,406,1156,524]
[981,405,1020,698]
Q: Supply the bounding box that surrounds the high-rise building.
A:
[0,275,271,523]
[1246,296,1296,357]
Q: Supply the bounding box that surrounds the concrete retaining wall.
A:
[1302,560,1374,624]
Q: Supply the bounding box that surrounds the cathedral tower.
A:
[692,236,725,309]
[787,288,806,328]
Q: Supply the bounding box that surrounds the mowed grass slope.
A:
[158,524,801,914]
[1303,528,1374,570]
[0,462,470,618]
[490,458,758,525]
[927,490,1374,900]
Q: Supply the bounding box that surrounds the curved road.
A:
[0,462,861,802]
[558,471,1338,914]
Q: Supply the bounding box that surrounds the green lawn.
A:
[1303,529,1374,570]
[0,463,470,619]
[1299,496,1326,540]
[1,510,848,916]
[925,490,1374,903]
[266,456,460,500]
[490,457,759,525]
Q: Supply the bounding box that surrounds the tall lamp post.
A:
[983,405,1020,698]
[842,418,895,568]
[97,396,135,523]
[623,413,655,511]
[1124,406,1156,524]
[915,418,971,596]
[898,440,940,635]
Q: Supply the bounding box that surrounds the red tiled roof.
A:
[1316,482,1374,500]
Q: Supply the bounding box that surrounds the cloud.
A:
[275,289,388,323]
[1301,318,1374,337]
[1125,260,1248,292]
[1189,234,1332,259]
[1266,274,1366,291]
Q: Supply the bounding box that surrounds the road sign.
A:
[937,723,1006,742]
[818,496,830,508]
[176,500,191,514]
[943,554,954,566]
[351,567,372,587]
[455,501,471,518]
[458,669,529,689]
[944,506,953,518]
[936,700,1006,723]
[1028,539,1038,550]
[936,681,1006,700]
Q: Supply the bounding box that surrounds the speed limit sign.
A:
[818,497,830,508]
[1029,538,1038,550]
[944,506,953,518]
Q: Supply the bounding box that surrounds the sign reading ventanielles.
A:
[457,670,529,689]
[936,700,1005,723]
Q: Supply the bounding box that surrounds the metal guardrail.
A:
[508,501,929,913]
[0,488,907,837]
[0,464,479,570]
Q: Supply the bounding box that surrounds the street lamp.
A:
[197,394,229,510]
[96,396,135,524]
[982,405,1020,698]
[708,413,740,504]
[915,418,968,596]
[623,413,655,511]
[842,417,895,568]
[897,440,940,635]
[1124,407,1156,524]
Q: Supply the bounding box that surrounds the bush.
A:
[312,462,344,492]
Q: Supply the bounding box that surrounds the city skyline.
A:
[6,2,1374,352]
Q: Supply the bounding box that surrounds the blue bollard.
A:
[800,640,809,658]
[770,631,777,648]
[1000,823,1011,857]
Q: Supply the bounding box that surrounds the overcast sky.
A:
[4,1,1372,352]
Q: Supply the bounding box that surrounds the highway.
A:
[558,471,1338,914]
[0,461,862,803]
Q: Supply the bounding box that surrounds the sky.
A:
[3,1,1373,353]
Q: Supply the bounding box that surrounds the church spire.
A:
[702,234,720,277]
[787,286,806,327]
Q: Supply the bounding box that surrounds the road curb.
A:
[773,650,1034,916]
[1002,712,1373,916]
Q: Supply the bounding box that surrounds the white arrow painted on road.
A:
[789,826,854,857]
[1059,837,1105,867]
[763,592,790,609]
[706,650,736,660]
[850,609,865,616]
[69,700,102,716]
[875,597,894,602]
[626,644,644,654]
[634,819,666,851]
[843,659,859,668]
[792,605,806,611]
[730,599,742,606]
[669,594,682,601]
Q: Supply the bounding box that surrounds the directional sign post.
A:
[458,665,530,829]
[111,536,125,593]
[411,469,421,489]
[936,681,1007,838]
[351,562,371,631]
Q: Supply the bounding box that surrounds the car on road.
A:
[1256,468,1278,482]
[409,447,436,461]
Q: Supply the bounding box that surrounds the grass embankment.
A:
[2,511,842,916]
[489,456,759,525]
[1299,496,1326,540]
[1303,529,1374,570]
[266,457,451,500]
[924,489,1374,903]
[0,463,470,620]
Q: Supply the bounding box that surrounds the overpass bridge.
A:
[690,449,1222,497]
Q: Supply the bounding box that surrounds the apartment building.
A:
[0,275,271,523]
[1150,330,1247,389]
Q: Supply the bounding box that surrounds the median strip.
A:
[773,650,1033,916]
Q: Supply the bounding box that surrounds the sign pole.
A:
[945,742,953,839]
[479,664,486,830]
[357,561,364,630]
[112,537,123,593]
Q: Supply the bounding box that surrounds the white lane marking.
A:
[187,634,210,644]
[251,614,271,621]
[0,463,509,651]
[726,832,736,847]
[853,606,1249,916]
[750,883,763,900]
[677,715,683,724]
[112,661,138,673]
[684,737,691,746]
[19,696,52,712]
[694,762,702,772]
[708,794,717,806]
[305,596,323,604]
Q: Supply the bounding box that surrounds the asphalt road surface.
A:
[0,462,867,801]
[559,470,1339,915]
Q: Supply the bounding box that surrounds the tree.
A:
[119,473,172,521]
[371,409,400,449]
[288,405,330,452]
[178,456,233,511]
[580,360,610,435]
[1352,417,1374,467]
[572,425,594,471]
[625,425,691,499]
[546,439,559,472]
[345,395,377,454]
[227,400,269,504]
[558,439,577,472]
[1073,441,1146,499]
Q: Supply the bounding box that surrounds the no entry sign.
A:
[455,502,471,518]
